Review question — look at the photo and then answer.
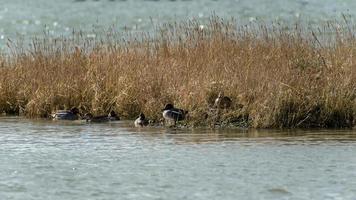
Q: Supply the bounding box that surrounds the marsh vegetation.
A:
[0,16,355,128]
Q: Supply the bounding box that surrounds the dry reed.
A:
[0,16,355,128]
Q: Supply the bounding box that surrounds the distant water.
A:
[1,117,356,200]
[0,0,355,48]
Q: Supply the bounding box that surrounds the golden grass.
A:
[0,16,355,128]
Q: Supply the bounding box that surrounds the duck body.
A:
[52,107,80,120]
[162,109,185,121]
[84,111,120,123]
[134,113,149,127]
[214,93,232,109]
[162,104,188,124]
[84,114,110,123]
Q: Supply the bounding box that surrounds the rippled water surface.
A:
[0,0,356,47]
[1,117,356,199]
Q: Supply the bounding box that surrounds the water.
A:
[0,0,356,48]
[1,117,356,199]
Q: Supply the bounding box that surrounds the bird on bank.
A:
[52,107,81,120]
[84,111,120,122]
[134,113,149,127]
[214,92,232,109]
[162,104,188,125]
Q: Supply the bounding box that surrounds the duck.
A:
[108,110,120,121]
[134,113,149,127]
[84,111,120,122]
[52,107,80,120]
[214,92,232,109]
[162,104,188,125]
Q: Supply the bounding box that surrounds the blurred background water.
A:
[0,0,355,48]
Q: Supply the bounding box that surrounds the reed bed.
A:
[0,16,355,128]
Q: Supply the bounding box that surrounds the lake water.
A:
[0,0,356,48]
[1,117,356,199]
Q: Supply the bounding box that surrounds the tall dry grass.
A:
[0,16,355,128]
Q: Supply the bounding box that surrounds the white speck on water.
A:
[1,35,4,40]
[35,20,41,25]
[53,21,58,27]
[137,18,142,22]
[86,34,96,38]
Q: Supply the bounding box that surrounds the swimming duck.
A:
[84,111,120,122]
[108,111,120,121]
[214,92,232,109]
[52,107,80,120]
[134,113,149,127]
[162,104,188,125]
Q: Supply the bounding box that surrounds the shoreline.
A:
[1,115,355,131]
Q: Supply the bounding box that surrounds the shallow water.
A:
[1,117,356,199]
[0,0,356,48]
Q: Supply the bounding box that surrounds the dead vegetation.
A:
[0,16,355,128]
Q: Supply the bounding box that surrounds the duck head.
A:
[139,113,146,120]
[70,107,80,115]
[108,111,117,117]
[162,103,174,111]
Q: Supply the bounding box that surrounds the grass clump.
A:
[0,16,355,128]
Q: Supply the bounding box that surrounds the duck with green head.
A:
[162,104,188,125]
[52,107,80,120]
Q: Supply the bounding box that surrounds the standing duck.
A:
[134,113,149,127]
[214,92,232,109]
[52,107,80,120]
[162,104,188,125]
